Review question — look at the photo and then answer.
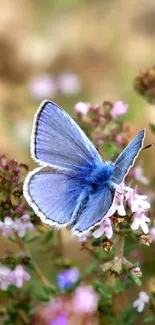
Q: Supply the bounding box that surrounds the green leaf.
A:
[144,316,155,323]
[42,229,54,244]
[92,238,102,247]
[128,273,141,286]
[150,123,155,133]
[114,278,124,293]
[24,234,40,243]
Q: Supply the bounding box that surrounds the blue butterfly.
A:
[23,100,145,236]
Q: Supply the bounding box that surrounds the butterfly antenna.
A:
[143,143,154,150]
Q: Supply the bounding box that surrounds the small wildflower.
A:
[8,265,31,288]
[113,191,126,216]
[57,268,80,290]
[0,265,11,291]
[110,101,128,118]
[57,72,82,95]
[125,186,150,213]
[131,209,150,234]
[73,286,98,313]
[133,291,150,312]
[131,266,142,277]
[28,74,57,100]
[0,217,16,237]
[115,134,126,145]
[74,102,89,116]
[133,166,149,185]
[14,214,34,237]
[93,217,113,239]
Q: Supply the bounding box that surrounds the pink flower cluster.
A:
[93,184,150,238]
[74,100,128,118]
[28,72,82,100]
[0,265,30,291]
[31,285,98,325]
[0,214,34,238]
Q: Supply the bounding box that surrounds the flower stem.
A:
[14,232,49,286]
[57,230,64,256]
[115,233,124,258]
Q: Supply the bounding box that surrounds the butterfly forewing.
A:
[111,129,145,185]
[31,100,102,172]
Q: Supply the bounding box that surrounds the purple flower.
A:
[0,265,11,291]
[74,102,89,116]
[73,286,98,313]
[28,74,57,100]
[133,291,149,312]
[93,217,113,239]
[131,209,150,234]
[49,315,67,325]
[110,101,128,118]
[57,268,80,290]
[8,265,31,288]
[57,72,82,95]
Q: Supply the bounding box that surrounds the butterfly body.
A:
[23,100,145,235]
[87,162,115,192]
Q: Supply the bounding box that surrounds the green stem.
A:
[57,230,64,256]
[115,234,124,258]
[14,232,49,286]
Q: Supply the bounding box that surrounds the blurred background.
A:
[1,0,155,166]
[0,1,155,323]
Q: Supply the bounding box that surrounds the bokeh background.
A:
[1,0,155,165]
[1,0,155,323]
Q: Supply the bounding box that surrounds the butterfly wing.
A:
[73,186,115,235]
[111,129,145,185]
[31,100,102,173]
[23,166,85,227]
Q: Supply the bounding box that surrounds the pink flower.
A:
[125,186,150,213]
[8,265,31,288]
[110,101,128,118]
[115,135,125,145]
[113,191,126,216]
[93,217,113,239]
[131,209,150,234]
[28,74,57,100]
[14,214,34,237]
[0,217,16,237]
[0,265,11,291]
[150,226,155,241]
[131,266,142,277]
[133,166,149,185]
[73,286,98,313]
[133,291,149,312]
[57,72,82,95]
[74,102,89,116]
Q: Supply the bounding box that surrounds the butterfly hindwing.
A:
[73,186,115,234]
[31,100,102,173]
[111,129,145,185]
[23,166,84,227]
